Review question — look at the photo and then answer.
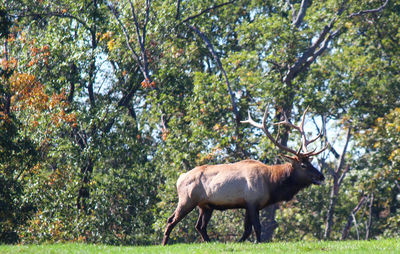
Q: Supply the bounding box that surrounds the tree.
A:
[355,108,400,238]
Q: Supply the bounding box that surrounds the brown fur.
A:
[264,162,293,183]
[162,158,324,245]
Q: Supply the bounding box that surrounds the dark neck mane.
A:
[266,163,310,206]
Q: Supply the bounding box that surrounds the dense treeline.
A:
[0,0,399,245]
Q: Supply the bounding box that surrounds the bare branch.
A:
[177,1,241,144]
[108,2,154,85]
[128,0,143,45]
[286,0,389,83]
[341,195,367,240]
[127,0,152,82]
[283,17,336,83]
[292,0,312,28]
[335,126,352,175]
[186,23,239,124]
[283,1,348,84]
[176,0,182,20]
[142,0,151,81]
[286,0,296,21]
[327,143,340,159]
[303,27,342,67]
[348,0,389,18]
[182,0,237,23]
[15,11,91,31]
[337,164,350,187]
[365,193,374,240]
[324,125,351,239]
[108,4,143,73]
[143,0,151,47]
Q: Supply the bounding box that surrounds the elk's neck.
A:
[266,163,310,206]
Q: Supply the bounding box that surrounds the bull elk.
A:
[162,105,326,245]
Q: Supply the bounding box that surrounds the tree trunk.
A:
[260,204,279,241]
[77,158,93,212]
[259,104,292,241]
[341,195,367,240]
[324,175,338,239]
[365,193,374,240]
[324,127,351,239]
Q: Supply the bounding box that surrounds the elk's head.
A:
[282,155,325,185]
[241,104,327,185]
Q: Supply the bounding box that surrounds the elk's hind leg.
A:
[195,207,213,242]
[238,209,252,242]
[162,203,196,245]
[166,212,175,224]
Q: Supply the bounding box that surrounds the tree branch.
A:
[348,0,389,18]
[286,0,296,22]
[365,192,374,240]
[143,0,150,45]
[15,11,91,31]
[283,1,348,84]
[300,27,343,74]
[185,23,239,123]
[175,0,182,20]
[324,124,352,239]
[127,0,152,82]
[108,2,169,131]
[177,1,239,119]
[185,23,244,155]
[341,195,367,240]
[328,143,340,159]
[107,4,144,74]
[335,126,352,175]
[337,164,350,187]
[142,0,151,81]
[128,0,143,45]
[284,16,336,83]
[182,0,236,23]
[292,0,312,28]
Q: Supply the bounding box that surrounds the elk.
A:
[162,105,326,245]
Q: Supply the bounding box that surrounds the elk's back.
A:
[176,160,270,208]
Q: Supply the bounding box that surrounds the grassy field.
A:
[0,239,399,254]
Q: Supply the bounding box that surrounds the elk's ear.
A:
[280,154,299,163]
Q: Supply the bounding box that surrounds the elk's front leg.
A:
[248,205,261,243]
[238,209,252,242]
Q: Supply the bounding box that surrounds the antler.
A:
[241,104,327,157]
[241,104,299,155]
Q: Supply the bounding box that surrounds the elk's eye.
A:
[300,163,307,169]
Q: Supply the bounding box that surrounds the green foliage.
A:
[355,108,400,238]
[0,7,11,39]
[0,117,38,243]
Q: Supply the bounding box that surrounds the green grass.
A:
[0,239,399,254]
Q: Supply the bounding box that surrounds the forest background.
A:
[0,0,399,245]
